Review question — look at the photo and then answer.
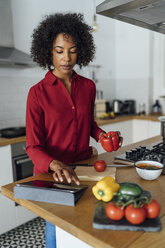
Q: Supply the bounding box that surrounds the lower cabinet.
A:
[0,144,36,235]
[15,205,36,227]
[56,226,93,248]
[0,193,36,235]
[132,120,161,143]
[0,194,16,235]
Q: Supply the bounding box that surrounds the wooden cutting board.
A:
[75,166,116,181]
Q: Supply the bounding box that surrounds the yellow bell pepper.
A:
[92,176,120,202]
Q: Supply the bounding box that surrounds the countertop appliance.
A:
[122,100,136,114]
[113,99,136,115]
[96,0,165,34]
[113,99,123,115]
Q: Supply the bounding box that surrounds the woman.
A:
[26,13,122,247]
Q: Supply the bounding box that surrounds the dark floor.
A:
[0,217,46,248]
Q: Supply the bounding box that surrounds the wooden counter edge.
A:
[0,136,26,146]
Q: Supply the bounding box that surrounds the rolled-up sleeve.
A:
[26,87,54,174]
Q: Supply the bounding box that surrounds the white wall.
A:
[0,0,116,129]
[115,20,153,114]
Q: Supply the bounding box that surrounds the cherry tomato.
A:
[144,199,161,219]
[125,204,146,225]
[94,160,107,172]
[106,202,125,221]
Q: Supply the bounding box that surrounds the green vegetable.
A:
[115,182,143,201]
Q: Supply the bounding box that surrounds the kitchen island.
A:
[1,135,165,248]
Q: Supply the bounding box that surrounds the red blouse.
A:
[26,70,103,175]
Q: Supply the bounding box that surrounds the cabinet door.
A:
[56,226,92,248]
[0,145,13,187]
[15,205,36,226]
[132,120,149,143]
[148,121,161,138]
[0,194,16,235]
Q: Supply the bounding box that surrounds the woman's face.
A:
[52,33,78,77]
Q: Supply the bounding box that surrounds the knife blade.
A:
[70,163,133,169]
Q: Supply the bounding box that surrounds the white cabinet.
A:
[56,226,93,248]
[148,121,161,138]
[132,120,149,143]
[0,144,36,235]
[15,206,36,227]
[0,145,16,235]
[0,194,16,235]
[0,145,13,187]
[132,120,161,143]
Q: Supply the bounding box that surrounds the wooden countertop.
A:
[0,136,26,147]
[0,115,161,147]
[95,114,161,126]
[1,136,165,248]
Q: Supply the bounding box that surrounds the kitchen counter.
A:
[95,114,161,126]
[1,135,165,248]
[0,136,26,147]
[0,115,161,147]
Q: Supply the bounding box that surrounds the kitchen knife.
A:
[70,163,133,169]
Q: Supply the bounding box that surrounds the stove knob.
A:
[136,147,141,153]
[131,149,137,154]
[133,153,139,160]
[126,151,132,158]
[140,146,146,150]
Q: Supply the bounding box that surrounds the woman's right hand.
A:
[49,160,80,185]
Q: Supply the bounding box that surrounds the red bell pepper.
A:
[100,131,119,152]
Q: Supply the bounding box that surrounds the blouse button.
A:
[72,106,75,110]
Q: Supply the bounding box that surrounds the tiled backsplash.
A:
[0,67,43,129]
[0,77,33,128]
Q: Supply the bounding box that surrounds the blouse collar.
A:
[45,70,80,86]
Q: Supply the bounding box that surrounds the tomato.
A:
[144,199,161,219]
[100,131,119,152]
[106,202,125,221]
[94,160,107,172]
[125,204,146,225]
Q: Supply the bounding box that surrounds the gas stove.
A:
[114,141,165,174]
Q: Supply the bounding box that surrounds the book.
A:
[14,180,88,206]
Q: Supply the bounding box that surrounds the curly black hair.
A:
[31,13,95,69]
